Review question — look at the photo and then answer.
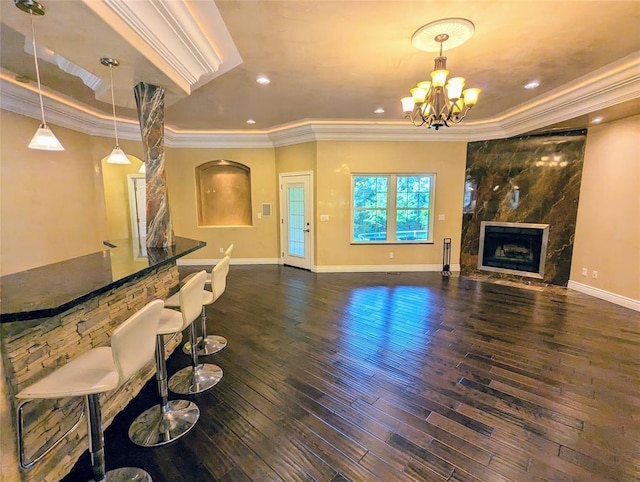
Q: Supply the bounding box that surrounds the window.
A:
[352,174,435,243]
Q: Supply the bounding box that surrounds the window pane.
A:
[353,176,387,208]
[288,186,305,257]
[354,209,387,241]
[397,192,407,208]
[396,209,429,240]
[396,175,431,241]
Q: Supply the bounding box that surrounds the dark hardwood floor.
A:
[64,266,640,481]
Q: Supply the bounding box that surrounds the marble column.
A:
[134,82,174,248]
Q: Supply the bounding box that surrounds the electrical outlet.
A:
[581,267,588,276]
[592,270,598,279]
[389,252,394,259]
[219,247,224,253]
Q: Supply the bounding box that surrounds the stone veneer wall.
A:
[0,263,180,482]
[460,130,587,286]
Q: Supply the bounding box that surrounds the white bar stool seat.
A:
[16,300,163,482]
[170,254,231,357]
[204,243,233,285]
[165,271,223,395]
[128,306,200,447]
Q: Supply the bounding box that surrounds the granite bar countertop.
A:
[0,237,205,323]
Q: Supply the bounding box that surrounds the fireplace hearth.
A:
[478,222,549,279]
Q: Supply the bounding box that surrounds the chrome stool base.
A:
[99,467,153,481]
[128,399,200,447]
[168,364,223,395]
[182,335,228,356]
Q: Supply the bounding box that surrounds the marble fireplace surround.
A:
[478,221,550,279]
[461,129,587,286]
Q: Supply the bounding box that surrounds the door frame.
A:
[279,171,314,271]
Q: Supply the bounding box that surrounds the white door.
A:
[128,175,147,239]
[280,172,313,270]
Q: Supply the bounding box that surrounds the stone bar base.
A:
[0,264,180,482]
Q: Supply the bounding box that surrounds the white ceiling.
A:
[1,0,639,142]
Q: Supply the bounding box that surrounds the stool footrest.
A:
[17,399,85,470]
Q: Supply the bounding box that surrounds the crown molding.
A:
[493,52,640,137]
[164,129,273,149]
[2,53,638,148]
[0,72,141,140]
[81,0,242,95]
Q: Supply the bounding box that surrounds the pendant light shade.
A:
[101,57,130,165]
[16,0,64,151]
[107,147,130,165]
[28,125,64,150]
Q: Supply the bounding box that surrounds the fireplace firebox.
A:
[478,222,549,279]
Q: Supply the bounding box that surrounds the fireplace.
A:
[478,222,549,279]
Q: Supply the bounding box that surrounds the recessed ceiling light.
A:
[256,75,270,85]
[374,107,385,114]
[592,116,604,124]
[246,119,256,124]
[524,81,540,89]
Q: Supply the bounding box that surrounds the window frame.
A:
[350,172,436,245]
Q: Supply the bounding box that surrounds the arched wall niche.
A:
[196,160,252,226]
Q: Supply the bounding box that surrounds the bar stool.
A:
[166,270,223,395]
[128,304,200,447]
[205,243,233,286]
[180,255,231,356]
[16,300,163,482]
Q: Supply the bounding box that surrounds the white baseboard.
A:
[313,264,460,273]
[177,258,280,266]
[567,281,640,312]
[177,259,460,274]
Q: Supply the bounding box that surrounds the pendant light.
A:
[101,57,130,164]
[15,0,64,151]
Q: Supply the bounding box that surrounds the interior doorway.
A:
[279,172,313,270]
[127,174,146,237]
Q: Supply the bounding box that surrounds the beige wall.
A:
[0,111,107,275]
[275,142,317,174]
[570,115,640,300]
[315,141,467,267]
[165,147,279,260]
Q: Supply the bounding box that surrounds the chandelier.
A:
[401,19,481,130]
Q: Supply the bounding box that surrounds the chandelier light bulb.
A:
[446,77,465,99]
[401,97,415,113]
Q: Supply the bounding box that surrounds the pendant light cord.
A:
[29,8,47,128]
[108,65,120,148]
